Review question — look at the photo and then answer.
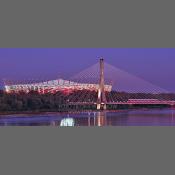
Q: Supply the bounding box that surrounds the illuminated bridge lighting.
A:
[3,59,175,109]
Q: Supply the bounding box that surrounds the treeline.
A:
[0,90,175,112]
[0,90,68,112]
[0,90,98,112]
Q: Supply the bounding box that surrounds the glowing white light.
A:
[5,86,10,93]
[60,118,75,127]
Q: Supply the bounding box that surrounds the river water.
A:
[0,108,175,126]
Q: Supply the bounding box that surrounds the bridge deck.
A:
[68,100,175,105]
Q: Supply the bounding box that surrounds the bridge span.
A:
[69,99,175,106]
[3,58,175,110]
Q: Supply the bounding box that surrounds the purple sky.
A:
[0,48,175,92]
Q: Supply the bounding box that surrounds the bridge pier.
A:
[97,58,107,110]
[97,103,107,110]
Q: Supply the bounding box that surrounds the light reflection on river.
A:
[0,109,175,126]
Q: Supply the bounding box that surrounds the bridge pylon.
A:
[97,58,107,110]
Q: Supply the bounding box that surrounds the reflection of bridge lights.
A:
[97,112,106,126]
[60,118,75,127]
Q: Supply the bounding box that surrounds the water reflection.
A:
[1,109,175,126]
[50,121,58,126]
[96,112,106,126]
[60,118,75,127]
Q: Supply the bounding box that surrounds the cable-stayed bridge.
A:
[3,59,175,110]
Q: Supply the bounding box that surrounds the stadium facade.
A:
[4,79,112,94]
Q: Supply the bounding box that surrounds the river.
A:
[0,108,175,126]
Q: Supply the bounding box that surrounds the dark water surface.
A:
[0,109,175,126]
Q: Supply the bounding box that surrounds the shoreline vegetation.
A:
[0,90,174,116]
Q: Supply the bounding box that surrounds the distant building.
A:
[4,79,112,94]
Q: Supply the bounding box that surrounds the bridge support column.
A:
[97,58,107,110]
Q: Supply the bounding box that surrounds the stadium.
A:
[4,78,112,94]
